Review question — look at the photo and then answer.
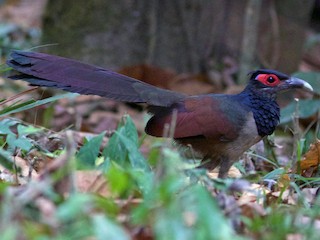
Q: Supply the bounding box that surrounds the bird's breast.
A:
[222,112,261,159]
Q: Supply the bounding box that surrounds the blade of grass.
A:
[0,92,78,117]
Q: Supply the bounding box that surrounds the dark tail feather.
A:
[6,51,185,107]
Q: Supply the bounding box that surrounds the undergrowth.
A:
[0,70,319,239]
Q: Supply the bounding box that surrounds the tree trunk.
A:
[41,0,315,76]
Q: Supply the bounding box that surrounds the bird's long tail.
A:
[6,51,185,107]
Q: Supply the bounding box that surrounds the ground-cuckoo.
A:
[6,51,313,177]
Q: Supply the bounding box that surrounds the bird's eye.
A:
[255,73,280,86]
[267,76,275,83]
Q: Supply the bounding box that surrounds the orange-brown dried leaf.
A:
[300,139,320,176]
[276,174,291,190]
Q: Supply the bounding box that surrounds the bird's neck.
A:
[239,86,280,137]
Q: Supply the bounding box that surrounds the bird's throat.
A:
[248,92,280,137]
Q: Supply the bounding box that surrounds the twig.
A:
[0,87,39,106]
[292,98,302,173]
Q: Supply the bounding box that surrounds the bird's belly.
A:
[183,112,261,158]
[218,112,261,158]
[176,112,261,162]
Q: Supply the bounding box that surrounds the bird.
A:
[6,50,313,178]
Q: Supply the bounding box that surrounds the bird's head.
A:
[247,69,313,97]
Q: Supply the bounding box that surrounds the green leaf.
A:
[0,226,19,240]
[188,186,234,239]
[152,185,235,240]
[0,118,19,134]
[293,71,320,95]
[76,131,105,169]
[7,134,33,152]
[103,129,127,167]
[102,115,148,171]
[280,99,320,124]
[91,214,130,240]
[56,194,92,222]
[263,168,286,180]
[122,115,139,144]
[0,99,36,116]
[115,131,150,171]
[106,163,131,196]
[0,149,15,171]
[154,211,190,240]
[130,169,154,196]
[17,124,41,136]
[0,119,39,152]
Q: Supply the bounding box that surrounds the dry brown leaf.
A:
[238,183,270,205]
[207,165,242,179]
[0,155,40,184]
[240,202,266,219]
[268,190,296,205]
[87,111,120,133]
[75,170,110,197]
[300,139,320,176]
[276,174,291,190]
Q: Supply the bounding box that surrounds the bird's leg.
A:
[218,157,234,178]
[199,155,233,178]
[199,155,221,171]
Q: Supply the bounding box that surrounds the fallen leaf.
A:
[276,174,291,190]
[292,188,318,205]
[268,190,296,205]
[75,170,110,197]
[238,183,270,205]
[240,202,266,219]
[207,165,242,179]
[299,139,320,177]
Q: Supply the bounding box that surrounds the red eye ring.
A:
[256,74,280,86]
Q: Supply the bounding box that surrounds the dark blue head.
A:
[246,69,313,96]
[242,69,313,137]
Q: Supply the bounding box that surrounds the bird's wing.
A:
[146,95,247,141]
